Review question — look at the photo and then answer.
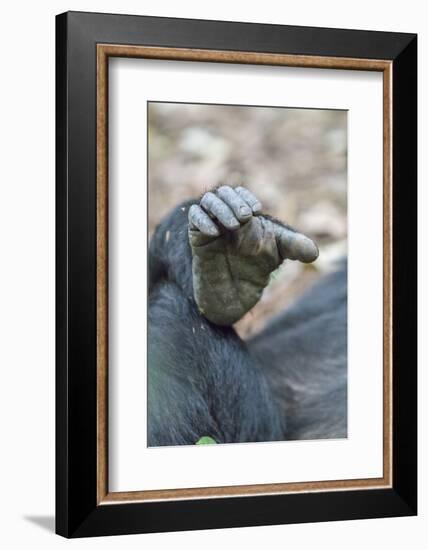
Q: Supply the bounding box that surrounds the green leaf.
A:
[196,436,217,445]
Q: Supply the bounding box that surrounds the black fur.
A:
[249,265,347,440]
[148,200,347,446]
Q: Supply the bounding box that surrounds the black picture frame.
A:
[56,11,417,538]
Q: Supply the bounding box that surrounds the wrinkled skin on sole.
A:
[188,185,319,326]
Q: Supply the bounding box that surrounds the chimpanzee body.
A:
[148,194,347,447]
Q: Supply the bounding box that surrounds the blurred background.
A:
[148,102,347,338]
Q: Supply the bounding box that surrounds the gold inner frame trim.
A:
[96,44,393,505]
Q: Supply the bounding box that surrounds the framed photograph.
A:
[56,11,417,537]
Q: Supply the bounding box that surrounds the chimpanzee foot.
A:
[188,185,318,326]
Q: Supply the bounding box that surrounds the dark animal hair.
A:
[148,200,347,446]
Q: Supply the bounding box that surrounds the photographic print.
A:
[147,102,347,447]
[56,13,417,536]
[107,55,384,496]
